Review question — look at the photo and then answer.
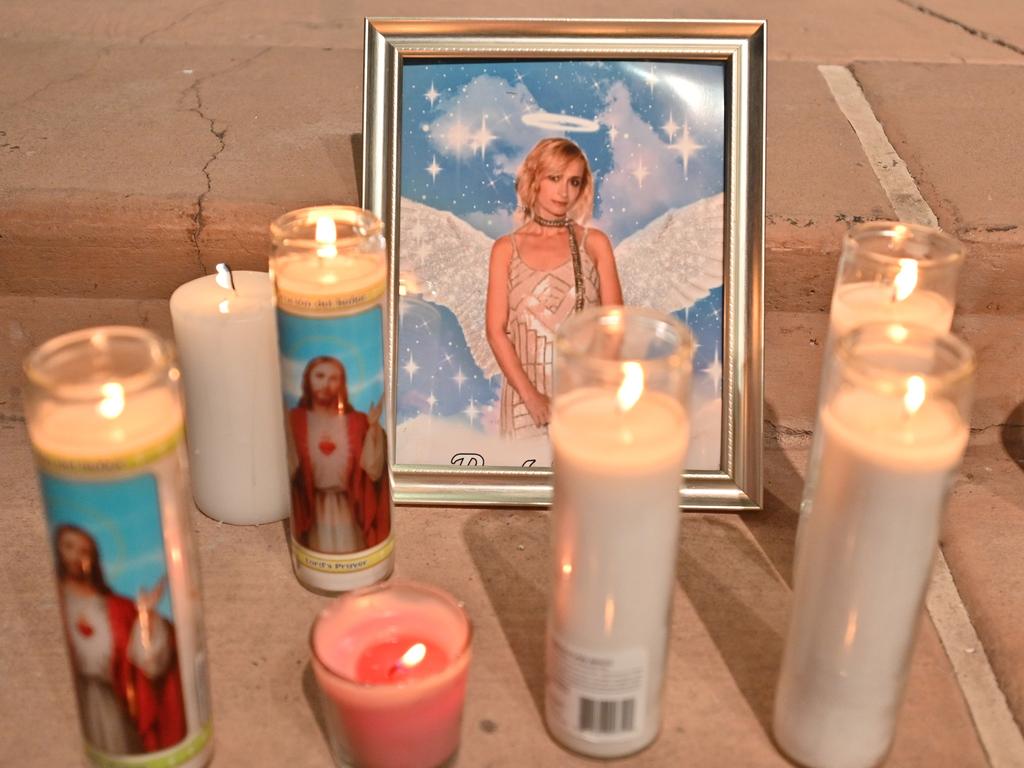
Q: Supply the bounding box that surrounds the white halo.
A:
[520,111,601,133]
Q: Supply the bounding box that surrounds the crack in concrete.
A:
[765,420,813,438]
[971,422,1024,434]
[897,0,1024,57]
[139,0,227,45]
[181,48,272,274]
[6,46,112,112]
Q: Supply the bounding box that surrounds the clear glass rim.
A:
[270,205,383,251]
[845,220,964,269]
[836,321,976,394]
[309,579,473,689]
[23,326,173,401]
[555,305,694,375]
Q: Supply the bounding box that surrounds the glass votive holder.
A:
[23,326,214,767]
[270,205,393,594]
[774,322,975,768]
[799,221,965,528]
[828,220,963,342]
[310,581,473,768]
[545,306,693,759]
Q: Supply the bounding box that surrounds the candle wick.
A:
[215,262,237,293]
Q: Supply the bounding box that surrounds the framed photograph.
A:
[363,18,764,510]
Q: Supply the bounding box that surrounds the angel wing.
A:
[614,192,724,313]
[398,197,500,378]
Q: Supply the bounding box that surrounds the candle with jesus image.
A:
[24,326,213,768]
[774,323,974,768]
[271,206,393,594]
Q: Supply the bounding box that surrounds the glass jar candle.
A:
[270,206,393,593]
[24,326,214,768]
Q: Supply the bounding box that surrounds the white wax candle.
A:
[774,387,968,768]
[798,281,956,529]
[273,252,386,309]
[830,282,954,338]
[170,271,289,525]
[546,387,688,758]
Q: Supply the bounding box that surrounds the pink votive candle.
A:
[311,581,473,768]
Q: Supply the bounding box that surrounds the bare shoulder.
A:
[581,227,615,261]
[490,234,514,262]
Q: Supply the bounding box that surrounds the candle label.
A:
[546,635,647,742]
[36,443,213,768]
[276,300,393,578]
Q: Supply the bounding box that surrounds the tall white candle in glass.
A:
[799,222,965,526]
[545,307,692,758]
[170,266,289,525]
[774,322,974,768]
[270,206,393,594]
[23,327,214,768]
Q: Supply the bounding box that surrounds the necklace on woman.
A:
[532,215,585,312]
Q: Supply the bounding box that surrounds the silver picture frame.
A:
[363,17,765,510]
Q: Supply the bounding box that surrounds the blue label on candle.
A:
[276,305,392,561]
[38,469,209,764]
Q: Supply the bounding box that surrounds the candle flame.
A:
[843,610,859,650]
[904,375,926,416]
[892,258,918,302]
[561,562,572,575]
[617,362,644,412]
[885,323,909,344]
[315,216,338,258]
[604,596,616,634]
[399,642,427,670]
[97,382,125,420]
[890,223,910,248]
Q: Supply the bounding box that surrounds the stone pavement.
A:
[2,2,1024,766]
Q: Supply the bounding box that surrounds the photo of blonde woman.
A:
[486,137,623,438]
[393,58,726,471]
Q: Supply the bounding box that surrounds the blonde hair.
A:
[515,138,594,224]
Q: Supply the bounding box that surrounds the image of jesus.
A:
[287,355,389,554]
[55,524,186,755]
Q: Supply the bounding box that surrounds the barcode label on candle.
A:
[547,636,647,741]
[578,696,637,734]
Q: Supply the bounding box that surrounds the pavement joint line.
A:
[928,550,1024,767]
[896,0,1024,57]
[819,62,1024,764]
[817,65,939,229]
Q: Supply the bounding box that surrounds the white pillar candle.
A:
[546,386,689,758]
[170,269,289,525]
[775,376,970,768]
[24,327,214,768]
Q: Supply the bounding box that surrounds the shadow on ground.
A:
[999,400,1024,473]
[463,509,550,717]
[743,400,807,586]
[301,661,335,758]
[677,515,790,733]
